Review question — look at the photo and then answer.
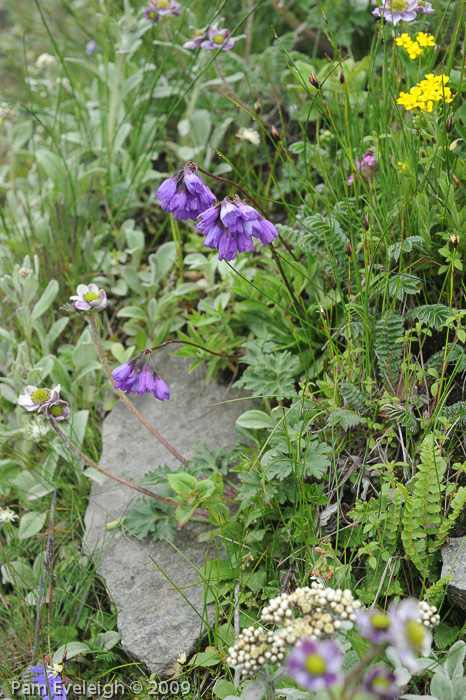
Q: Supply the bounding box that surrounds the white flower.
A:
[18,385,61,412]
[28,422,50,442]
[70,283,108,311]
[35,53,55,69]
[236,127,261,146]
[0,508,18,524]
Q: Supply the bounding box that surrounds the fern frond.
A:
[424,576,453,606]
[437,486,466,547]
[341,382,370,413]
[375,313,405,386]
[401,435,446,574]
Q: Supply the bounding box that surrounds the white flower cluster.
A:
[0,106,18,122]
[227,583,361,675]
[418,600,440,628]
[35,53,55,69]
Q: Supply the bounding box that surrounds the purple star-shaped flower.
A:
[364,665,400,699]
[288,639,343,692]
[196,195,279,261]
[355,607,391,644]
[373,0,419,24]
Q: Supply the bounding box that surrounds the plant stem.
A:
[87,314,187,465]
[150,338,244,358]
[48,419,208,518]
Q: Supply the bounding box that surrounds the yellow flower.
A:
[416,32,436,48]
[407,42,422,59]
[397,73,455,112]
[396,33,414,48]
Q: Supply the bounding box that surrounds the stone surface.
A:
[84,347,254,674]
[440,536,466,610]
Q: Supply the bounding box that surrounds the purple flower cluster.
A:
[156,162,215,221]
[347,150,376,186]
[112,350,170,401]
[288,639,343,691]
[18,384,70,422]
[183,22,235,51]
[29,662,68,700]
[145,0,182,22]
[197,195,279,262]
[372,0,434,24]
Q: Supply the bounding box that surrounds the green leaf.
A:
[214,680,236,699]
[31,279,59,322]
[236,410,275,430]
[188,648,221,668]
[18,511,47,540]
[167,473,198,495]
[93,631,120,650]
[53,643,91,664]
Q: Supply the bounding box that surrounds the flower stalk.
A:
[87,315,187,465]
[48,419,208,518]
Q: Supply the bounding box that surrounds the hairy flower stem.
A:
[49,420,208,517]
[87,315,187,465]
[149,338,244,358]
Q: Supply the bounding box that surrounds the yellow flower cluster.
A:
[395,32,436,60]
[397,74,454,112]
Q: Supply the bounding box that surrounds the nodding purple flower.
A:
[18,385,61,412]
[156,162,216,221]
[70,283,108,311]
[86,40,96,56]
[355,607,391,644]
[415,0,435,12]
[145,0,183,22]
[363,666,400,699]
[387,599,432,672]
[288,639,343,691]
[196,195,279,262]
[347,150,376,186]
[112,351,170,401]
[43,400,70,422]
[184,22,235,51]
[29,662,68,700]
[372,0,419,24]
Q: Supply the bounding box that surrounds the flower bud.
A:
[363,214,370,231]
[449,233,460,250]
[446,115,453,133]
[339,69,345,84]
[309,72,320,89]
[270,125,280,142]
[346,240,352,258]
[453,174,461,186]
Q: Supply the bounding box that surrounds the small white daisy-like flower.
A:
[0,508,18,524]
[35,53,56,69]
[28,422,50,442]
[236,127,261,146]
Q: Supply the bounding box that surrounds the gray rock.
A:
[84,347,254,674]
[440,537,466,609]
